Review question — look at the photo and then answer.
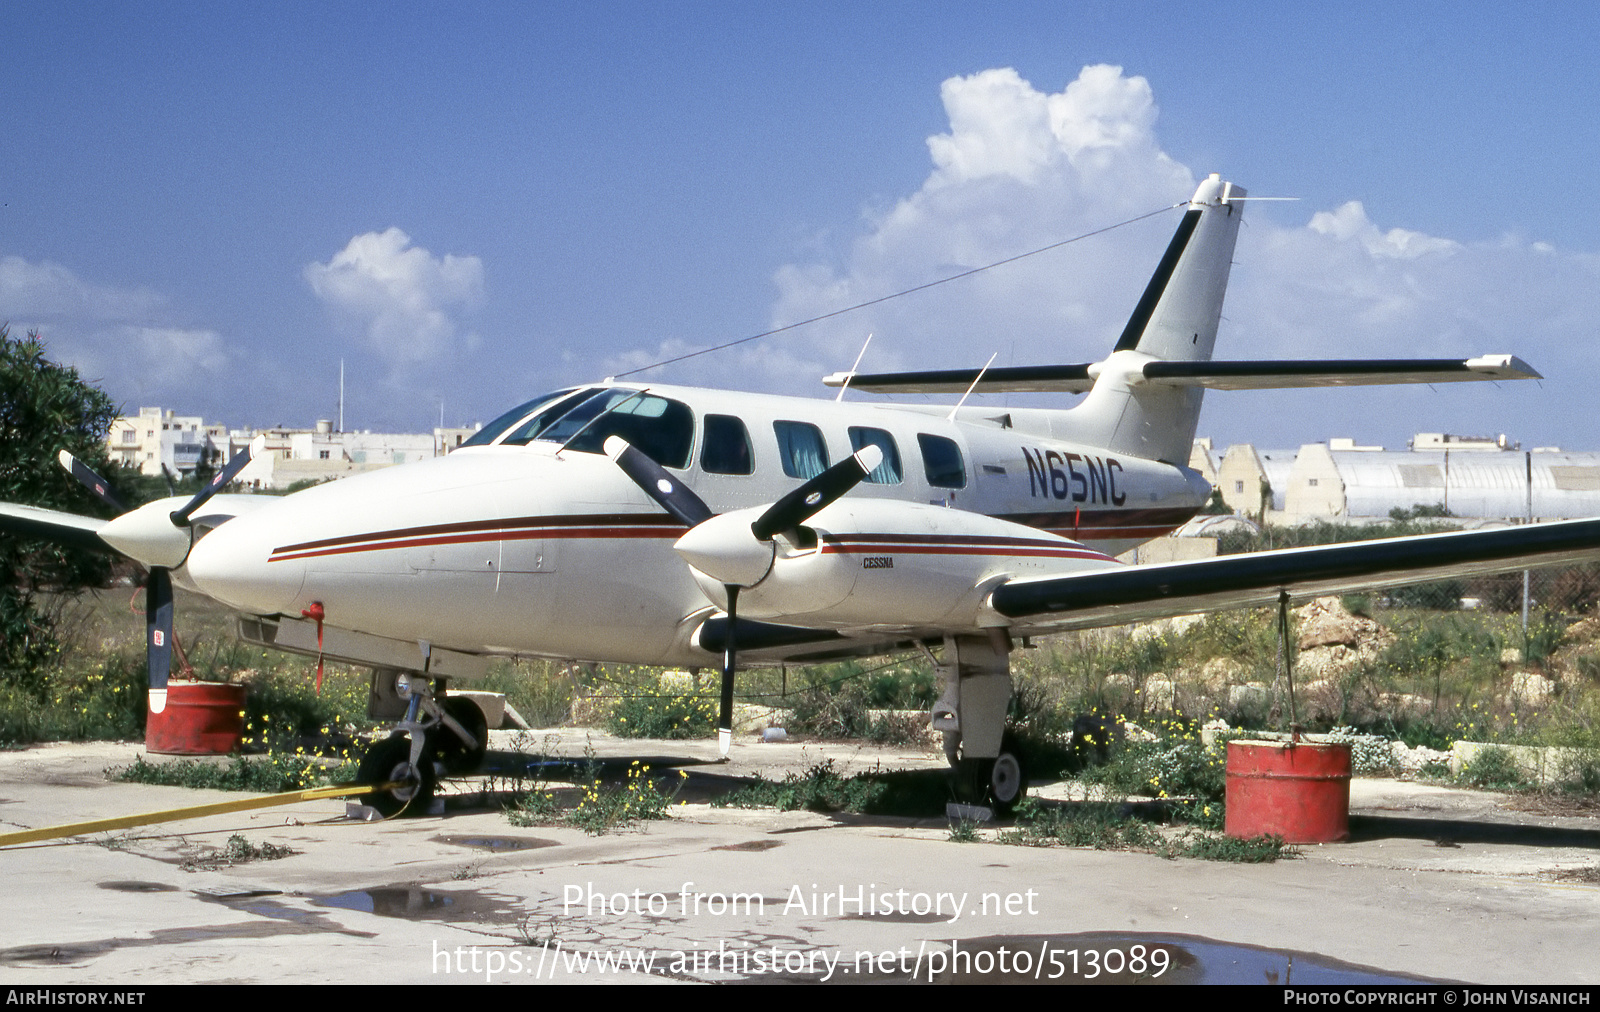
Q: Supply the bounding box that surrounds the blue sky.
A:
[3,1,1597,453]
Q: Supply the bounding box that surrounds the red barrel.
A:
[145,682,247,755]
[1225,740,1351,843]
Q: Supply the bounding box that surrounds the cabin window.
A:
[917,434,966,489]
[848,427,902,484]
[774,421,829,479]
[701,414,754,475]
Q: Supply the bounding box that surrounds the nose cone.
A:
[184,508,306,615]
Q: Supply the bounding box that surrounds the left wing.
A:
[988,517,1600,631]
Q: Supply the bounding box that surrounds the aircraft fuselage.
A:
[182,382,1210,668]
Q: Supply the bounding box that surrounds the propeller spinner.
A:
[60,447,256,713]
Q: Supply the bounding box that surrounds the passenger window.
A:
[774,421,829,479]
[848,427,902,484]
[918,434,966,489]
[701,414,754,475]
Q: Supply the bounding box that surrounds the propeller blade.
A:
[718,584,738,757]
[750,444,882,542]
[170,445,253,527]
[604,436,714,528]
[146,568,173,714]
[57,451,127,513]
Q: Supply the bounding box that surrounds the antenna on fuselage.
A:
[834,333,873,402]
[947,352,997,421]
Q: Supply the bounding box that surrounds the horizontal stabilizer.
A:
[0,503,111,552]
[990,517,1600,631]
[823,355,1539,395]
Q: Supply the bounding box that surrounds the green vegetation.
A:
[0,326,121,694]
[714,759,892,814]
[114,751,356,792]
[1456,745,1530,790]
[605,680,718,739]
[506,759,680,835]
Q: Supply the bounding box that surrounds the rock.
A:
[1500,648,1524,667]
[1228,683,1269,711]
[1510,671,1554,706]
[1142,678,1177,711]
[1198,657,1242,692]
[1295,596,1389,651]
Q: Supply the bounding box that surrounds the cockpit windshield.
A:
[457,388,581,448]
[460,386,695,468]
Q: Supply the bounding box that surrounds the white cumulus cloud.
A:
[305,228,485,369]
[0,255,233,406]
[604,63,1596,446]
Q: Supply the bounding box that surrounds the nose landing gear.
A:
[358,673,487,818]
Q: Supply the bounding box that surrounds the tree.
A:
[0,324,123,680]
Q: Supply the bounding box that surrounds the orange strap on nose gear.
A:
[301,601,326,692]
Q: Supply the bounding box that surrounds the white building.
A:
[108,407,227,477]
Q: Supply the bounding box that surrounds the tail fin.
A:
[1069,173,1244,463]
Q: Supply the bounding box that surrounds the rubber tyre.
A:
[435,696,489,774]
[951,738,1028,816]
[359,735,436,818]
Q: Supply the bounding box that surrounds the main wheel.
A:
[952,736,1028,816]
[359,735,436,818]
[434,696,489,774]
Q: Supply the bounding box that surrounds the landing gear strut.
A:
[931,631,1027,817]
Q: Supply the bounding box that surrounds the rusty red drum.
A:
[145,681,247,755]
[1225,740,1352,844]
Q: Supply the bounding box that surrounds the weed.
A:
[605,687,716,739]
[1161,831,1292,863]
[182,833,296,870]
[947,818,981,843]
[1458,745,1531,790]
[1000,800,1164,851]
[714,759,889,814]
[506,759,679,835]
[998,800,1294,862]
[113,752,355,792]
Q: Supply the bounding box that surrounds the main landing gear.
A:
[930,631,1028,818]
[357,671,487,817]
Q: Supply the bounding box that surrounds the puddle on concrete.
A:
[754,931,1440,985]
[98,880,179,893]
[712,840,784,852]
[431,834,557,852]
[315,886,517,924]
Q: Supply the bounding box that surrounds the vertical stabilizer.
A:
[1067,174,1244,463]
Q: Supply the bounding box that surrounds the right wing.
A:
[989,517,1600,632]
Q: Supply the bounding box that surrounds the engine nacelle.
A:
[685,499,1120,630]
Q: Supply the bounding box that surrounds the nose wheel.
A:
[359,734,437,818]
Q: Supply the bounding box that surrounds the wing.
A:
[989,517,1600,632]
[822,356,1538,395]
[0,502,112,552]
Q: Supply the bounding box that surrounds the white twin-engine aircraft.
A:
[8,173,1600,816]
